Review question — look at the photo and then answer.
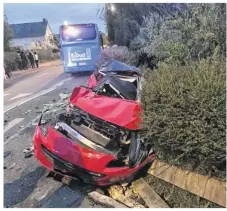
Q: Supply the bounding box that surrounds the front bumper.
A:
[33,125,155,186]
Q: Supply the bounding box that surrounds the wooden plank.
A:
[88,191,128,208]
[108,185,145,208]
[148,159,226,207]
[132,178,170,208]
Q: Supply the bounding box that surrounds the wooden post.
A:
[108,185,145,208]
[132,178,170,208]
[88,191,128,208]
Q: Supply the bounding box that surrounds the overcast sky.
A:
[4,3,106,34]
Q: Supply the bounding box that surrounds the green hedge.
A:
[36,49,60,61]
[4,52,17,72]
[141,57,226,180]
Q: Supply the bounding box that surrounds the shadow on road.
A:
[4,166,46,207]
[41,183,86,208]
[44,179,96,208]
[71,71,94,77]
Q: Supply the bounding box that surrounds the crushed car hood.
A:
[69,86,142,130]
[99,59,140,75]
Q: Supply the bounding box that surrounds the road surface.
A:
[4,64,105,208]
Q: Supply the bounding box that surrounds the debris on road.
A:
[23,146,34,158]
[59,93,70,100]
[108,185,145,208]
[4,151,11,158]
[24,153,34,159]
[23,146,34,153]
[62,176,72,186]
[42,104,54,112]
[88,191,128,208]
[9,163,16,170]
[40,120,46,125]
[25,110,31,114]
[16,167,22,171]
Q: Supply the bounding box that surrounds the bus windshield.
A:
[60,24,97,42]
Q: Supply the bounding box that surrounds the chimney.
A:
[43,18,48,24]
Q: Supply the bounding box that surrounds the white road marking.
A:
[9,93,32,101]
[4,77,73,113]
[4,118,24,133]
[37,73,48,77]
[4,93,10,96]
[4,98,64,146]
[4,115,41,145]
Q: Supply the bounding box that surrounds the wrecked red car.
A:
[33,60,155,186]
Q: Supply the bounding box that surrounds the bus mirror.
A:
[99,33,104,49]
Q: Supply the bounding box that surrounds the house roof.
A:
[10,19,50,39]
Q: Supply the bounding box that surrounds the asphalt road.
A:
[4,64,105,208]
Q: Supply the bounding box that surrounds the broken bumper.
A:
[33,125,155,186]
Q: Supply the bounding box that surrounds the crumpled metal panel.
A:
[87,73,97,88]
[69,86,142,130]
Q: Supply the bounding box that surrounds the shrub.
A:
[31,41,60,61]
[36,49,60,62]
[131,4,226,65]
[141,57,226,180]
[96,46,136,68]
[4,52,17,72]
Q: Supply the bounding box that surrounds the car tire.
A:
[128,132,141,168]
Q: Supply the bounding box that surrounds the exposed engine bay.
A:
[40,102,152,169]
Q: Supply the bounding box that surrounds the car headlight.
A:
[38,114,49,137]
[40,125,49,137]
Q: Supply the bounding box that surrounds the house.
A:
[10,18,54,50]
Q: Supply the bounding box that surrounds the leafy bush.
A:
[141,57,226,180]
[4,52,17,72]
[96,46,135,68]
[131,4,226,65]
[104,3,187,47]
[37,48,60,62]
